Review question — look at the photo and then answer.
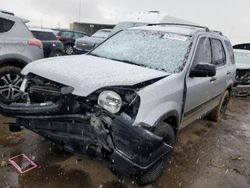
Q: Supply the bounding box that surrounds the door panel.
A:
[184,37,215,115]
[210,38,228,96]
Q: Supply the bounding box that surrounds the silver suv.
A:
[0,10,43,103]
[0,24,235,185]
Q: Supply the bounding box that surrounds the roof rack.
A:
[211,30,223,36]
[149,23,210,32]
[0,10,15,16]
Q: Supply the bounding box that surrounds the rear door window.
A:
[0,18,15,33]
[211,39,226,66]
[193,37,212,65]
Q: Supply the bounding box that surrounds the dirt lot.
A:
[0,97,249,188]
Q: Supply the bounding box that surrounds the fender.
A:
[153,110,180,128]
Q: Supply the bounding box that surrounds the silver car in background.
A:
[74,29,112,54]
[233,49,250,96]
[0,10,44,103]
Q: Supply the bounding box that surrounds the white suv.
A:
[0,10,43,103]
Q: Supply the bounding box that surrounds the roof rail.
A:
[0,10,15,16]
[149,23,210,32]
[211,30,223,36]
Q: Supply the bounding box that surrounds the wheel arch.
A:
[0,58,28,69]
[153,110,180,135]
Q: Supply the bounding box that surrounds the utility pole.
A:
[78,0,82,22]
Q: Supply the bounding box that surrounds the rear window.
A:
[60,31,72,38]
[74,32,86,39]
[31,31,57,41]
[0,18,15,33]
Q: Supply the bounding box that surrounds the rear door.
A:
[210,38,228,96]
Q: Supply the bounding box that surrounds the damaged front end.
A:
[0,74,172,180]
[233,69,250,97]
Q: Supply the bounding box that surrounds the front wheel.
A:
[0,66,23,104]
[136,123,175,186]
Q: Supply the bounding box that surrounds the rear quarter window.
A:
[211,39,226,67]
[225,40,235,64]
[0,18,15,33]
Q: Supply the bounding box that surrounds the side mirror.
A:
[190,63,216,77]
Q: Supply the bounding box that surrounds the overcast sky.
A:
[2,0,250,44]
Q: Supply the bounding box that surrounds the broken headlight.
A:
[98,90,122,114]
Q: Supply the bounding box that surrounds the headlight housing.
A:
[98,90,122,114]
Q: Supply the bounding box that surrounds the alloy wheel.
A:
[0,73,23,101]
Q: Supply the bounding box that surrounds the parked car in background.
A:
[233,43,250,50]
[30,28,64,58]
[0,24,235,185]
[74,29,112,54]
[52,29,89,55]
[0,10,43,103]
[232,49,250,96]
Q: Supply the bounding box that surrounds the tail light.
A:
[28,39,43,48]
[56,35,62,40]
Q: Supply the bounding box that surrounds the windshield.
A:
[92,30,111,38]
[90,29,192,73]
[234,50,250,65]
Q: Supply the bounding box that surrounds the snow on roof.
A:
[130,25,199,36]
[122,11,197,25]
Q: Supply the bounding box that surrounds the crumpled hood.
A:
[22,55,168,96]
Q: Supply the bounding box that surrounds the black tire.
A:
[64,44,74,55]
[136,123,175,186]
[208,90,230,122]
[0,66,23,104]
[49,50,63,57]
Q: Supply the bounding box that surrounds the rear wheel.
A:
[208,90,230,122]
[0,66,23,104]
[136,123,175,186]
[64,45,74,55]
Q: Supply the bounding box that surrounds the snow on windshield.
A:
[91,29,192,73]
[234,50,250,65]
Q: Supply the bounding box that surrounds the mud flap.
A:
[109,117,173,178]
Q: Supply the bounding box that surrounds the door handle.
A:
[210,77,216,82]
[227,71,231,75]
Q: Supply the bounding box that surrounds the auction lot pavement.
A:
[0,97,249,188]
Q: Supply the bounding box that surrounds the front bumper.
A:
[1,101,172,179]
[232,84,250,97]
